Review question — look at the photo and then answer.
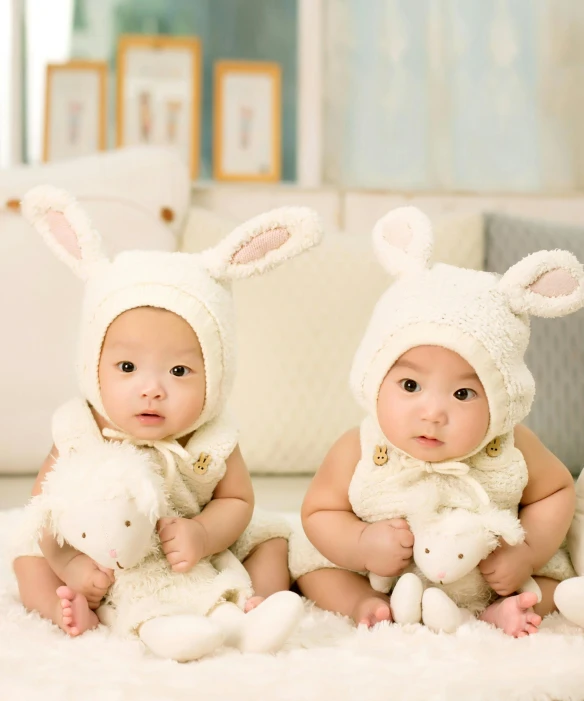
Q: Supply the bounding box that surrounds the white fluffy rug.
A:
[2,509,584,701]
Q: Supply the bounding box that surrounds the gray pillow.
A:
[485,213,584,475]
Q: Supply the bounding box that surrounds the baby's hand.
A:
[479,540,534,597]
[157,517,208,573]
[61,553,114,610]
[359,518,414,577]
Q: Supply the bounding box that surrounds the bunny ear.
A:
[202,206,323,281]
[20,185,107,280]
[371,206,434,277]
[132,469,166,524]
[481,508,525,546]
[498,249,584,318]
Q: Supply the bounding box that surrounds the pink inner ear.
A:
[530,268,579,298]
[45,210,83,260]
[231,227,290,264]
[382,220,413,250]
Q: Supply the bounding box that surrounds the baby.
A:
[13,186,322,652]
[290,206,582,637]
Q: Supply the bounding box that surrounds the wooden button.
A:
[6,198,21,212]
[486,437,502,457]
[373,445,388,466]
[160,206,175,223]
[193,453,211,474]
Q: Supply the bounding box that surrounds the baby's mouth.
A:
[116,561,124,569]
[137,412,164,424]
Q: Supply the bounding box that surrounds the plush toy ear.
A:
[201,206,323,280]
[19,493,62,548]
[131,468,167,524]
[371,206,434,277]
[481,508,525,546]
[20,185,107,280]
[498,249,584,318]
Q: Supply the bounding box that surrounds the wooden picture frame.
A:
[213,61,282,182]
[43,61,107,163]
[116,34,202,179]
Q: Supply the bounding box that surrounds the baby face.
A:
[377,346,489,462]
[98,307,206,440]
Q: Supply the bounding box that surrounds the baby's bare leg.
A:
[13,556,98,636]
[297,568,392,627]
[532,576,559,617]
[243,538,291,611]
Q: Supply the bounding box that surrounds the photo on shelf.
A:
[213,61,282,182]
[116,34,202,178]
[43,61,107,163]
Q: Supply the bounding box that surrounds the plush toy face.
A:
[413,529,490,585]
[58,496,156,570]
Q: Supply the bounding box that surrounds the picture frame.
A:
[43,61,107,163]
[116,35,202,179]
[213,61,282,182]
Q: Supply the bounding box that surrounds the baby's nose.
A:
[109,549,117,559]
[436,571,446,580]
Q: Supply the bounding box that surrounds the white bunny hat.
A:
[22,186,323,438]
[350,206,584,455]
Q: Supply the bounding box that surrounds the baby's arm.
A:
[158,445,255,572]
[194,444,255,553]
[301,428,413,576]
[480,424,575,596]
[515,424,575,568]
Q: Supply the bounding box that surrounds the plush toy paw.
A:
[554,577,584,628]
[390,572,423,624]
[421,587,471,633]
[210,591,304,654]
[139,615,225,662]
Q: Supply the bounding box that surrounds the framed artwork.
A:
[116,35,202,179]
[43,61,107,163]
[213,61,282,182]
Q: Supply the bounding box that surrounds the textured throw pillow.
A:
[183,208,484,474]
[485,212,584,475]
[0,147,190,473]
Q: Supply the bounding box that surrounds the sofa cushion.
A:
[183,209,484,473]
[485,212,584,475]
[0,147,190,473]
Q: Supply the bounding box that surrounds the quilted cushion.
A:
[485,213,584,475]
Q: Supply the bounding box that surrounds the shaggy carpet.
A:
[2,508,584,701]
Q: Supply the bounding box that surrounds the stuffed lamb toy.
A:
[369,505,541,633]
[23,440,303,661]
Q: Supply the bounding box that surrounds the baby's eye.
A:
[400,379,421,393]
[82,532,86,538]
[125,520,131,527]
[424,548,430,554]
[170,366,190,377]
[458,553,464,559]
[117,361,136,373]
[454,388,477,401]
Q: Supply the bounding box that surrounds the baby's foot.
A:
[353,596,393,628]
[479,592,542,638]
[244,595,265,612]
[56,586,99,637]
